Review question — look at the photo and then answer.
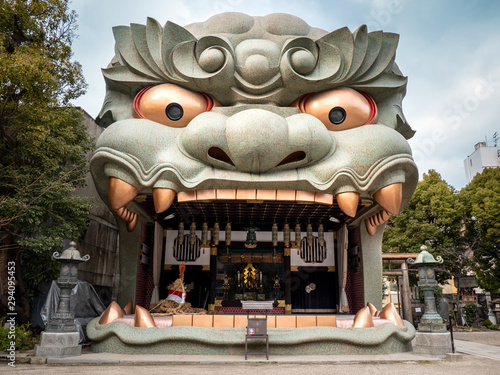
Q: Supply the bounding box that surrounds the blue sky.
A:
[70,0,500,190]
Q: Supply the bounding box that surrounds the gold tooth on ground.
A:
[122,301,133,315]
[367,302,378,317]
[379,302,405,327]
[99,301,123,325]
[134,305,156,328]
[352,306,374,328]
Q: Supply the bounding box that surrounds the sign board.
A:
[454,276,478,289]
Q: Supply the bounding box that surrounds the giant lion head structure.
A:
[90,13,417,311]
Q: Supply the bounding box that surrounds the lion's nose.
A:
[223,109,290,173]
[180,110,334,173]
[213,109,332,173]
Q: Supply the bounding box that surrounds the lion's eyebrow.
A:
[97,16,414,139]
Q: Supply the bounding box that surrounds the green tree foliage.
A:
[463,303,478,326]
[0,319,36,351]
[460,168,500,292]
[0,0,93,322]
[383,170,467,283]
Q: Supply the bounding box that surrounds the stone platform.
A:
[412,332,452,358]
[86,317,416,355]
[34,332,81,357]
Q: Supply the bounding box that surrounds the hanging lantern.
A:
[283,223,290,248]
[272,223,278,247]
[189,221,196,245]
[307,223,313,247]
[223,274,229,290]
[273,274,281,290]
[318,224,325,247]
[212,222,219,246]
[295,223,301,247]
[225,222,231,246]
[178,222,184,245]
[201,222,208,246]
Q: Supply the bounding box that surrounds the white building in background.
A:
[464,142,499,184]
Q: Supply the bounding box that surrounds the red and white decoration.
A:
[166,290,186,304]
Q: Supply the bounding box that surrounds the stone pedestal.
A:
[417,321,447,332]
[34,332,81,357]
[412,332,452,358]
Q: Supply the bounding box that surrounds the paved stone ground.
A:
[1,329,499,374]
[2,356,500,375]
[453,330,500,346]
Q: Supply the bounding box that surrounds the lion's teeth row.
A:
[107,178,403,233]
[365,209,392,236]
[178,189,333,204]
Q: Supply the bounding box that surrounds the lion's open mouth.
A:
[108,177,403,235]
[90,132,417,235]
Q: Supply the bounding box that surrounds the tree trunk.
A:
[0,239,16,318]
[14,248,31,324]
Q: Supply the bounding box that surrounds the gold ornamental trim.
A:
[328,266,336,272]
[164,265,172,270]
[202,265,210,271]
[284,248,291,256]
[134,195,146,203]
[214,299,223,307]
[210,247,218,255]
[277,300,285,308]
[244,243,257,249]
[285,304,292,314]
[207,304,215,314]
[290,266,299,272]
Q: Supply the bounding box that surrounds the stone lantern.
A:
[407,245,446,332]
[35,241,89,357]
[45,241,90,332]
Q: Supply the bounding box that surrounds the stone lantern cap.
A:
[407,245,443,265]
[53,241,90,262]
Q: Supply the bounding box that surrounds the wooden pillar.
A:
[284,248,292,314]
[401,261,413,324]
[207,247,217,314]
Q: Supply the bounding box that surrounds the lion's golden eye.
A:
[134,84,217,127]
[296,88,378,131]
